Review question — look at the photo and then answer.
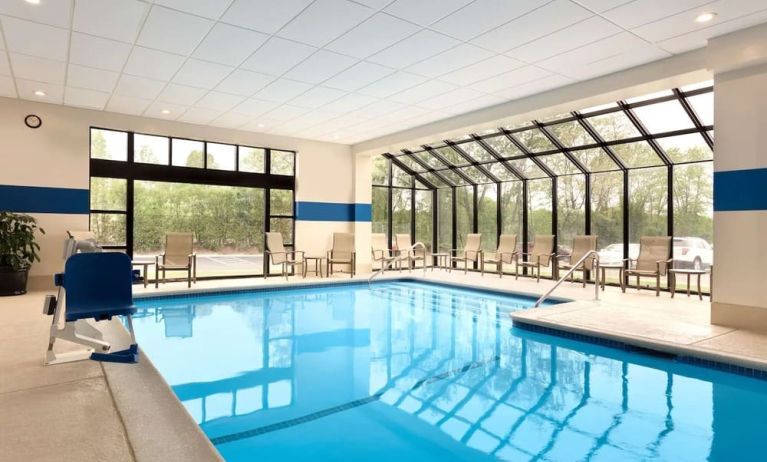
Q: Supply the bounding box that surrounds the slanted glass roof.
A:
[380,83,713,188]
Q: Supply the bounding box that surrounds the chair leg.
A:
[464,260,468,275]
[155,265,159,289]
[481,260,484,276]
[636,275,640,292]
[656,273,660,296]
[536,264,540,283]
[187,268,191,288]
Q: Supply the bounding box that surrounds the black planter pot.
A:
[0,266,29,296]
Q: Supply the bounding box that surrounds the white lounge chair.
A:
[515,234,556,282]
[265,231,305,280]
[558,235,599,287]
[155,232,196,288]
[327,232,356,278]
[395,233,426,271]
[623,236,672,296]
[481,234,518,278]
[450,233,482,274]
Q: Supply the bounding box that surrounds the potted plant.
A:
[0,212,45,296]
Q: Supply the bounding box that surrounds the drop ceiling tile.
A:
[215,69,274,96]
[144,101,188,120]
[1,16,68,61]
[471,0,593,53]
[67,64,119,92]
[0,0,72,28]
[69,33,132,72]
[356,70,428,97]
[240,37,316,75]
[470,65,551,93]
[157,83,207,105]
[603,0,712,30]
[441,93,506,114]
[323,61,395,91]
[506,16,621,63]
[222,0,312,34]
[10,53,65,84]
[262,104,310,122]
[284,50,357,84]
[417,87,487,110]
[195,91,245,111]
[15,79,63,103]
[123,47,186,81]
[632,0,767,43]
[367,29,461,69]
[277,0,374,46]
[438,54,524,86]
[432,0,549,41]
[322,93,378,113]
[64,87,110,110]
[113,74,166,99]
[576,0,633,12]
[408,43,495,78]
[73,0,149,43]
[288,85,346,108]
[178,107,225,125]
[384,0,473,26]
[137,6,213,55]
[233,97,280,116]
[192,23,269,66]
[0,75,16,97]
[657,8,767,53]
[325,13,421,59]
[210,111,251,129]
[0,53,10,76]
[106,94,153,115]
[253,78,313,103]
[173,59,233,89]
[153,0,234,19]
[388,79,457,104]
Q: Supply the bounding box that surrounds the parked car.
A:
[598,243,639,266]
[673,237,713,270]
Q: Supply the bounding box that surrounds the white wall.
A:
[0,97,353,287]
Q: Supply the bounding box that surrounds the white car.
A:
[598,243,639,266]
[673,237,713,270]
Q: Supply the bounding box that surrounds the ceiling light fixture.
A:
[34,90,46,97]
[257,123,265,128]
[161,109,171,114]
[695,12,717,23]
[25,0,41,4]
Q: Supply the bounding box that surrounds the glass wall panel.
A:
[486,162,517,181]
[437,189,452,253]
[91,128,127,161]
[592,171,624,269]
[587,111,641,141]
[673,162,713,284]
[501,181,523,251]
[90,177,126,211]
[372,187,389,236]
[392,165,413,187]
[270,150,295,175]
[270,218,293,244]
[514,129,556,152]
[414,151,447,170]
[477,183,497,251]
[239,147,265,173]
[629,166,668,249]
[612,142,664,168]
[434,146,468,166]
[90,213,126,246]
[656,134,712,163]
[415,190,433,254]
[207,143,236,171]
[528,179,553,277]
[686,93,713,126]
[537,154,578,176]
[372,156,388,185]
[392,188,412,236]
[557,174,586,252]
[507,158,548,179]
[458,166,492,184]
[460,141,494,162]
[484,135,524,157]
[172,139,205,168]
[546,120,596,147]
[270,189,293,215]
[455,186,473,250]
[569,148,620,172]
[134,134,169,165]
[133,181,265,277]
[632,101,695,134]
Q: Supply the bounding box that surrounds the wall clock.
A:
[25,114,42,129]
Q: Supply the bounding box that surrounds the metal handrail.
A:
[369,241,427,288]
[533,250,600,307]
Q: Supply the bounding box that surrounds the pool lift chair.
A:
[43,239,139,365]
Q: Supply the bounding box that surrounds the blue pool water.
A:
[133,281,767,461]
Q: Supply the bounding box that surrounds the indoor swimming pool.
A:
[132,281,767,461]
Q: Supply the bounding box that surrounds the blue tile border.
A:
[0,184,89,214]
[513,321,767,381]
[714,167,767,211]
[295,201,371,222]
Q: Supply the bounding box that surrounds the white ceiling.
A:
[0,0,765,144]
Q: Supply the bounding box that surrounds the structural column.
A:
[354,153,373,273]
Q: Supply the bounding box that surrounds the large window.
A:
[372,82,714,291]
[89,128,296,280]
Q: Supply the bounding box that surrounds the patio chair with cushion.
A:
[515,235,556,282]
[395,233,426,271]
[371,233,397,272]
[155,232,196,288]
[450,234,482,274]
[327,232,356,278]
[557,235,599,287]
[265,232,305,280]
[481,234,518,278]
[623,236,672,296]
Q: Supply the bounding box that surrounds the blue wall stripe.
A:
[0,184,89,214]
[295,201,371,222]
[714,168,767,212]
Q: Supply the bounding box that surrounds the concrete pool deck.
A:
[1,268,765,461]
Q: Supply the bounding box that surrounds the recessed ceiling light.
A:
[257,123,265,128]
[695,12,717,23]
[34,90,46,97]
[25,0,41,4]
[161,109,171,114]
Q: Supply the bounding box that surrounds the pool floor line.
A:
[209,355,501,446]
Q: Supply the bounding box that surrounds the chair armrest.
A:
[287,250,304,260]
[372,249,384,259]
